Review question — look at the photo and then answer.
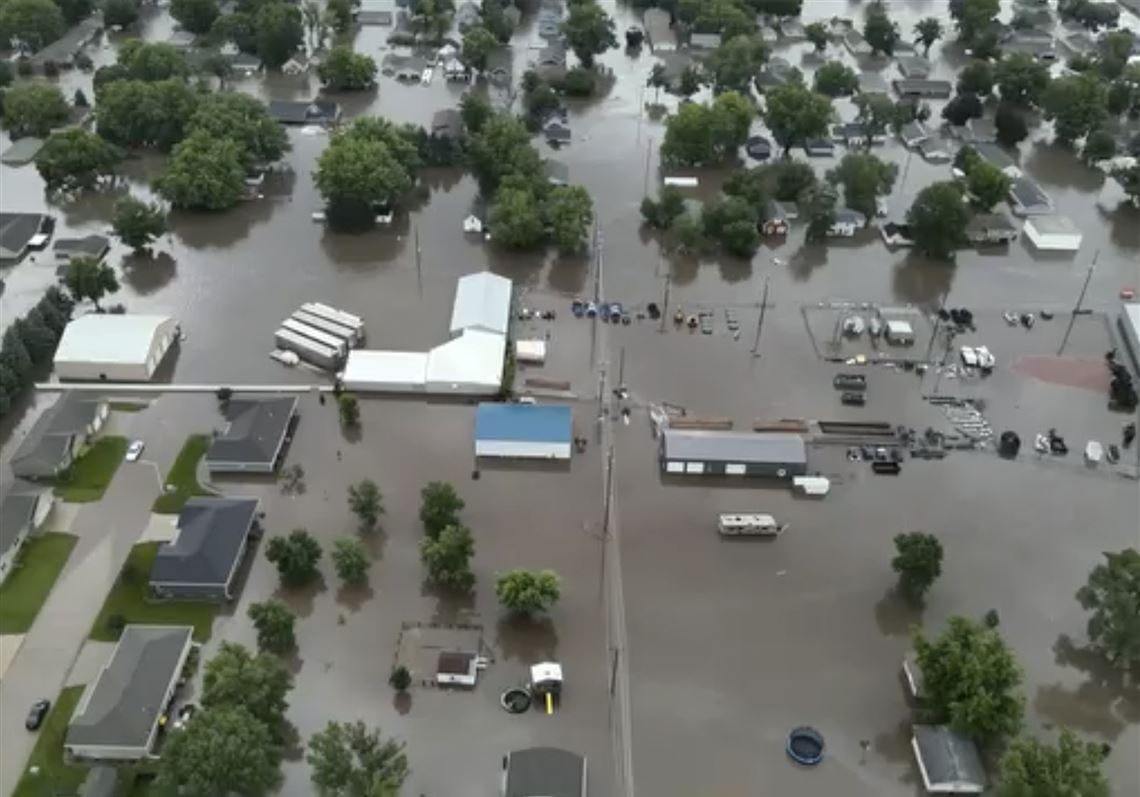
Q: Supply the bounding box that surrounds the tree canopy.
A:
[468,112,541,191]
[914,17,942,55]
[705,34,768,94]
[560,0,616,68]
[763,82,832,155]
[111,196,167,250]
[307,721,409,797]
[461,24,497,71]
[966,160,1010,210]
[318,45,377,91]
[118,40,190,81]
[265,528,323,587]
[906,181,969,259]
[662,91,754,165]
[0,0,64,51]
[96,78,199,151]
[332,537,369,585]
[995,103,1029,147]
[347,479,384,531]
[950,0,1000,46]
[316,119,418,228]
[1042,72,1107,145]
[420,481,464,537]
[255,1,304,69]
[2,81,68,138]
[890,531,943,604]
[62,257,119,308]
[186,91,289,169]
[804,21,828,53]
[490,179,545,249]
[996,53,1051,108]
[827,153,897,220]
[543,184,593,253]
[171,0,219,35]
[813,61,858,98]
[863,1,899,56]
[201,642,293,735]
[155,706,281,797]
[155,132,246,210]
[914,616,1024,744]
[1075,548,1140,666]
[996,729,1109,797]
[248,599,297,653]
[102,0,140,29]
[35,128,121,192]
[420,523,475,591]
[957,60,994,96]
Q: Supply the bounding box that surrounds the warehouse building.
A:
[660,430,807,478]
[54,315,179,382]
[450,271,511,337]
[474,403,573,459]
[1120,302,1140,373]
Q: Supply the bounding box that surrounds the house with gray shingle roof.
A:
[0,212,52,265]
[149,497,260,601]
[11,393,109,480]
[65,625,194,761]
[206,396,298,473]
[0,490,54,585]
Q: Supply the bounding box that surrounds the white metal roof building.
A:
[54,315,179,382]
[341,350,428,392]
[1119,302,1140,373]
[425,330,506,395]
[449,272,512,337]
[1023,216,1082,252]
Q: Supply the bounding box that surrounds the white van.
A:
[717,514,788,537]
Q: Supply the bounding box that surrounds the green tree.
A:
[201,642,293,734]
[155,132,245,210]
[187,92,289,169]
[678,64,702,98]
[14,311,58,363]
[332,537,369,585]
[853,92,898,147]
[764,82,832,156]
[54,0,92,25]
[914,17,942,55]
[1083,129,1117,164]
[1042,72,1108,145]
[316,119,417,227]
[2,81,67,138]
[155,707,281,797]
[560,0,617,69]
[420,481,464,538]
[1,327,34,385]
[490,181,544,249]
[462,24,497,72]
[705,34,767,94]
[996,53,1051,108]
[996,729,1109,797]
[460,92,492,134]
[102,0,140,28]
[265,529,323,587]
[256,1,304,69]
[827,152,897,220]
[802,185,836,244]
[307,721,409,797]
[96,78,199,150]
[769,159,817,201]
[1076,548,1140,666]
[337,393,360,427]
[661,102,716,165]
[248,599,297,653]
[640,186,686,229]
[62,257,119,308]
[995,103,1029,147]
[347,479,383,531]
[950,0,1000,46]
[543,184,593,253]
[172,0,218,34]
[496,569,561,614]
[914,616,1024,744]
[890,531,944,604]
[112,196,167,250]
[212,11,257,53]
[326,0,352,33]
[1112,162,1140,204]
[420,523,475,590]
[965,161,1010,210]
[863,1,899,56]
[752,0,802,17]
[317,45,377,90]
[0,0,64,51]
[813,61,858,98]
[804,21,828,53]
[957,60,994,96]
[118,40,190,81]
[906,181,969,259]
[35,128,121,192]
[701,196,759,257]
[388,665,411,692]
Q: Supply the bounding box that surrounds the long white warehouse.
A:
[54,314,179,382]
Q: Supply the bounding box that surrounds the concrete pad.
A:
[0,635,25,681]
[67,641,115,687]
[45,501,81,534]
[139,513,179,543]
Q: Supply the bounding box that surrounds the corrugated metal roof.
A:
[475,403,572,444]
[449,272,512,336]
[55,315,176,367]
[663,430,806,464]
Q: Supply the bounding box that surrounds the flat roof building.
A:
[911,725,986,794]
[54,315,179,382]
[660,430,807,478]
[206,396,297,474]
[66,625,194,761]
[342,350,428,392]
[149,497,259,601]
[475,403,573,459]
[504,747,587,797]
[1023,215,1082,251]
[425,329,507,396]
[450,271,512,337]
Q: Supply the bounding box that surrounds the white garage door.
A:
[725,463,746,476]
[665,461,684,473]
[685,462,705,474]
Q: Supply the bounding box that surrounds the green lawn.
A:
[0,533,78,634]
[12,685,87,797]
[53,436,129,503]
[89,543,217,643]
[152,434,213,514]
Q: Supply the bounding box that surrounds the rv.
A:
[717,513,788,537]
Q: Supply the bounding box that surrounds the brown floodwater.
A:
[2,2,1139,795]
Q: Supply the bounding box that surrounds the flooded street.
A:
[2,0,1139,795]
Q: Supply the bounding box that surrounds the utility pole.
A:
[643,138,653,196]
[414,224,423,299]
[1058,249,1098,356]
[617,346,626,388]
[659,271,671,333]
[752,277,769,357]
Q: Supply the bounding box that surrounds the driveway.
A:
[0,464,159,797]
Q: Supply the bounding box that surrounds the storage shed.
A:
[450,272,512,337]
[660,430,807,478]
[515,340,547,364]
[54,315,179,382]
[341,350,428,392]
[1023,215,1082,251]
[504,747,587,797]
[911,725,986,794]
[475,403,572,459]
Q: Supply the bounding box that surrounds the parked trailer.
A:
[274,328,341,370]
[292,310,358,348]
[280,318,348,357]
[301,303,365,343]
[717,513,788,537]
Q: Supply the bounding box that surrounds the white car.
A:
[125,440,145,462]
[959,346,979,368]
[975,345,995,370]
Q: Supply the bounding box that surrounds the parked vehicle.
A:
[841,392,866,406]
[871,461,901,475]
[833,373,867,391]
[960,346,979,368]
[26,699,50,731]
[717,513,789,537]
[126,440,145,461]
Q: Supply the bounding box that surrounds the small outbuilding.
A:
[885,319,915,344]
[515,339,547,364]
[1008,177,1052,216]
[660,430,807,478]
[54,235,110,263]
[436,651,480,687]
[1024,215,1082,251]
[965,213,1019,245]
[54,314,179,382]
[503,747,587,797]
[911,725,986,794]
[474,403,573,460]
[896,55,931,78]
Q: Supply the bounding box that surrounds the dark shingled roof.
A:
[150,497,258,588]
[11,393,104,479]
[206,396,297,468]
[912,725,987,791]
[79,766,119,797]
[0,212,50,263]
[506,747,586,797]
[0,491,42,558]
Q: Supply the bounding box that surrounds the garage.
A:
[475,403,573,460]
[660,429,808,479]
[53,314,179,382]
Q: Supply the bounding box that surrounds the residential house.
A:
[761,200,789,236]
[543,115,572,145]
[28,16,101,70]
[1,138,46,166]
[266,99,341,126]
[11,393,109,480]
[899,121,930,149]
[54,234,109,263]
[755,58,799,92]
[832,123,883,147]
[893,79,952,99]
[896,55,931,78]
[65,626,194,761]
[771,200,799,220]
[858,71,889,95]
[0,212,52,266]
[803,137,835,157]
[779,19,805,40]
[534,43,567,82]
[0,490,54,586]
[485,46,513,86]
[166,30,196,50]
[757,25,779,44]
[643,9,676,52]
[281,54,311,75]
[911,725,987,794]
[689,32,723,50]
[228,52,261,74]
[829,209,866,237]
[149,497,260,601]
[443,56,467,81]
[455,1,481,30]
[881,221,915,248]
[971,142,1022,178]
[431,108,463,140]
[918,137,950,163]
[543,159,569,186]
[1008,177,1053,216]
[206,396,298,474]
[1004,32,1056,60]
[358,8,393,25]
[965,213,1020,244]
[844,29,872,56]
[463,214,484,234]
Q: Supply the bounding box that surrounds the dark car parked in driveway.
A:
[26,699,50,730]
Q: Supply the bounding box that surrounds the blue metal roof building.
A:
[474,403,573,460]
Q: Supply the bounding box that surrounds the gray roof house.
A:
[858,71,889,95]
[966,212,1019,244]
[0,490,54,586]
[267,99,341,126]
[53,234,110,263]
[455,0,481,30]
[689,32,722,50]
[0,212,52,265]
[504,747,587,797]
[543,117,572,145]
[970,142,1021,178]
[660,430,808,478]
[1008,177,1053,216]
[843,29,872,56]
[206,396,298,473]
[896,55,931,78]
[911,725,987,794]
[66,625,194,761]
[150,497,260,601]
[803,137,835,157]
[11,393,109,480]
[893,79,953,99]
[643,8,676,52]
[899,121,930,149]
[431,108,463,140]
